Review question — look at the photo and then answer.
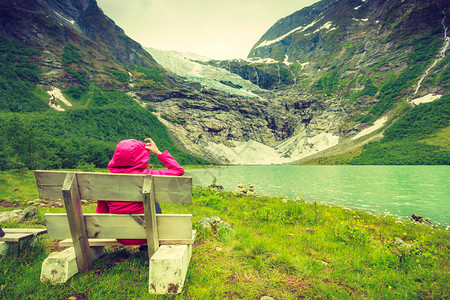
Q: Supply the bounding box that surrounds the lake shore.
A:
[185,165,450,227]
[0,169,449,299]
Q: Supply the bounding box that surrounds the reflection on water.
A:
[186,165,450,226]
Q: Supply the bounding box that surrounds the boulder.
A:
[0,206,38,224]
[197,217,233,233]
[410,214,432,225]
[233,184,247,195]
[394,238,412,248]
[247,183,255,196]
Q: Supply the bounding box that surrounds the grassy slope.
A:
[350,93,450,165]
[0,36,209,170]
[0,170,449,299]
[301,93,450,165]
[421,125,450,150]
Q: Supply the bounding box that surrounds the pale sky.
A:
[96,0,320,60]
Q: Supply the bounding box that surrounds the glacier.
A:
[145,47,262,97]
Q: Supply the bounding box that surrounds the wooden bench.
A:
[0,228,47,255]
[35,170,195,294]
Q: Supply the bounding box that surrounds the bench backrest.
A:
[35,171,192,203]
[35,170,193,272]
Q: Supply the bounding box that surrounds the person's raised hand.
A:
[144,138,162,156]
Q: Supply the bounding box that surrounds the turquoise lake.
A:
[185,165,450,227]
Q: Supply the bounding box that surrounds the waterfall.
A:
[439,11,450,58]
[410,11,449,99]
[127,71,136,97]
[253,65,259,87]
[276,64,281,89]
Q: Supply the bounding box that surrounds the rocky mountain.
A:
[0,0,162,86]
[202,0,450,164]
[0,0,449,167]
[0,0,207,169]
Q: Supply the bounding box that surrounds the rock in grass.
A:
[197,216,233,233]
[0,206,38,224]
[410,214,432,225]
[394,238,412,248]
[233,184,247,195]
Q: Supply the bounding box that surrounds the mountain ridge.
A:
[0,0,448,167]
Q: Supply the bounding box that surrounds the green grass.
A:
[420,126,450,151]
[300,147,365,165]
[0,91,210,170]
[0,35,48,113]
[350,93,450,165]
[0,170,449,299]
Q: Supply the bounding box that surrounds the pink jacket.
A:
[96,139,184,245]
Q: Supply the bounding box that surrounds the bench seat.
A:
[58,230,197,247]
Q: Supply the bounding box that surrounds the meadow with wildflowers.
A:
[0,170,449,299]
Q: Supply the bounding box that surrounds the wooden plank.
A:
[0,233,35,242]
[153,176,192,203]
[159,230,196,245]
[159,239,195,245]
[36,171,146,201]
[0,228,47,242]
[143,176,159,256]
[59,232,196,247]
[45,214,192,240]
[59,239,122,247]
[46,214,146,239]
[1,228,47,235]
[76,173,145,202]
[35,170,68,200]
[62,172,93,272]
[35,171,192,203]
[76,174,192,203]
[157,215,193,239]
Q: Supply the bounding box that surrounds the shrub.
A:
[314,75,339,96]
[129,64,164,83]
[0,35,47,113]
[62,43,82,66]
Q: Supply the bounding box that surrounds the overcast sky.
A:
[96,0,319,60]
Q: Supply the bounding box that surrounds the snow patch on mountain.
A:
[256,25,305,49]
[305,21,337,35]
[284,55,292,65]
[146,48,262,97]
[203,131,339,165]
[351,116,388,140]
[246,57,280,64]
[256,17,325,49]
[410,94,442,106]
[205,140,285,165]
[54,11,75,25]
[276,132,340,161]
[47,86,72,111]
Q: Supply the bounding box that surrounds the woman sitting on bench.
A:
[96,138,185,245]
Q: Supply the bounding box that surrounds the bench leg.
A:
[0,241,8,256]
[149,244,192,294]
[40,246,105,284]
